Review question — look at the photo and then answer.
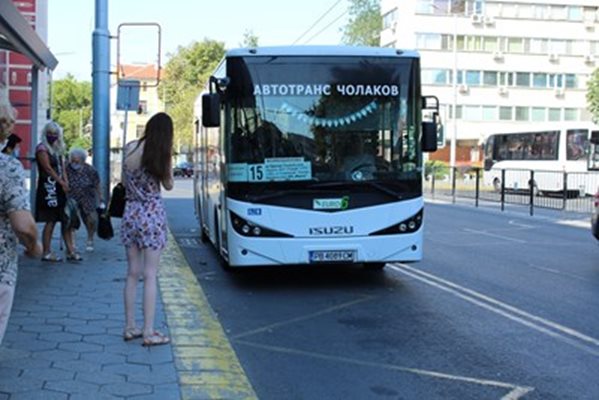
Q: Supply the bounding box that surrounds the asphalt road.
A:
[165,179,599,400]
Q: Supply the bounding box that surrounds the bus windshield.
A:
[224,56,419,188]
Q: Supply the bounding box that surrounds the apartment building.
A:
[380,0,598,166]
[110,64,163,148]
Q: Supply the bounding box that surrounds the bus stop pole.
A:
[92,0,111,202]
[529,170,534,216]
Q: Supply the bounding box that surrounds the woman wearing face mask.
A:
[35,121,79,262]
[66,148,103,252]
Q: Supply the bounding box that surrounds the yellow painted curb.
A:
[160,230,257,400]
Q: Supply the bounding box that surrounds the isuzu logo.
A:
[308,226,354,235]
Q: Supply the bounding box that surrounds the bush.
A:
[425,160,449,180]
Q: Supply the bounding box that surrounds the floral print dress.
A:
[120,160,167,250]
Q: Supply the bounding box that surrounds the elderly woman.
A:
[66,148,103,252]
[0,104,42,344]
[35,121,80,262]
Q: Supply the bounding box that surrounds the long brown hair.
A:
[140,112,173,181]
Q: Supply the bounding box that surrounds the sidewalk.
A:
[0,223,256,400]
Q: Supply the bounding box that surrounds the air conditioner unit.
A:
[498,86,508,95]
[493,51,504,61]
[484,15,495,26]
[471,14,483,24]
[584,54,595,65]
[458,84,469,93]
[584,19,595,30]
[554,87,565,97]
[548,53,559,62]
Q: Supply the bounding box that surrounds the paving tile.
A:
[68,312,108,321]
[9,391,68,400]
[75,371,126,385]
[0,367,20,378]
[40,332,83,342]
[130,383,181,400]
[53,359,102,373]
[20,367,75,381]
[19,339,58,352]
[65,323,106,335]
[58,341,103,353]
[99,382,153,397]
[80,351,126,365]
[31,349,80,362]
[102,362,151,376]
[21,324,63,334]
[128,370,178,385]
[44,379,100,394]
[0,376,43,393]
[0,347,31,362]
[0,357,49,370]
[128,347,174,365]
[69,393,119,400]
[82,333,123,346]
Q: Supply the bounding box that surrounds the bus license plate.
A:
[309,250,356,263]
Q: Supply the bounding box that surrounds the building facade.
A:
[0,0,50,166]
[109,64,163,148]
[381,0,598,166]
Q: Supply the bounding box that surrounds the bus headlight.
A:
[230,212,292,238]
[369,209,423,236]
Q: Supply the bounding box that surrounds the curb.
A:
[159,230,257,400]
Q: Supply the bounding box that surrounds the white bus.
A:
[483,123,599,196]
[193,46,439,269]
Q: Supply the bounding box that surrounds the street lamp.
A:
[450,12,458,184]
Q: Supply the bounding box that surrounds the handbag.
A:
[97,208,114,240]
[62,197,81,230]
[108,182,126,218]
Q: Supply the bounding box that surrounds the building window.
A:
[483,37,498,52]
[483,71,498,86]
[499,106,513,121]
[465,70,481,85]
[482,106,497,121]
[530,38,547,54]
[416,33,443,49]
[515,106,529,121]
[548,108,561,121]
[564,74,577,89]
[499,72,514,86]
[532,73,547,88]
[567,6,583,21]
[463,105,482,120]
[422,69,450,85]
[508,38,524,53]
[531,107,545,122]
[515,72,530,87]
[564,108,578,121]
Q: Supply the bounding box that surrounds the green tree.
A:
[341,0,382,46]
[240,29,259,47]
[159,39,226,151]
[51,74,92,150]
[587,67,599,123]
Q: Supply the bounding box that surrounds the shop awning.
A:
[0,1,57,70]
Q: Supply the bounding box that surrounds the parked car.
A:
[592,188,599,240]
[174,161,193,178]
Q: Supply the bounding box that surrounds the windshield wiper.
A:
[307,181,403,199]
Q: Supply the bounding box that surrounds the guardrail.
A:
[424,167,598,215]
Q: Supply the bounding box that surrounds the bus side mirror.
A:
[422,121,438,152]
[202,93,220,128]
[591,131,599,144]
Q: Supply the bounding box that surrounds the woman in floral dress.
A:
[120,112,174,346]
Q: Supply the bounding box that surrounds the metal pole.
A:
[92,0,111,202]
[475,167,480,208]
[449,13,458,184]
[501,169,505,211]
[529,170,534,216]
[29,67,39,209]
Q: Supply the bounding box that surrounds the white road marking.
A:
[231,296,375,340]
[389,264,599,357]
[462,228,528,243]
[508,220,534,229]
[235,340,534,399]
[525,264,591,283]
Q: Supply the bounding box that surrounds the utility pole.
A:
[92,0,111,202]
[450,12,458,184]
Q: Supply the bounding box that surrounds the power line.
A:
[302,10,348,45]
[292,0,344,45]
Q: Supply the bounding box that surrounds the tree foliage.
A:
[240,29,259,48]
[159,39,226,151]
[341,0,382,46]
[587,67,599,124]
[51,74,92,150]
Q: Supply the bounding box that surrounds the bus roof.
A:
[226,46,419,59]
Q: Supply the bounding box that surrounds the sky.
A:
[47,0,349,81]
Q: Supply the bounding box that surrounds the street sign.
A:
[116,80,140,111]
